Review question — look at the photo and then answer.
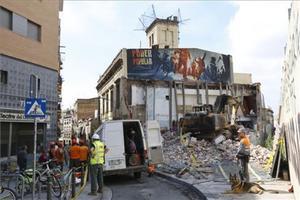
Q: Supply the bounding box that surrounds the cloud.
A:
[61,2,118,35]
[228,1,290,112]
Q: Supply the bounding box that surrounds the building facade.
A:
[96,48,269,145]
[279,2,300,199]
[74,97,98,122]
[96,18,272,147]
[0,0,63,156]
[59,109,73,145]
[146,17,179,48]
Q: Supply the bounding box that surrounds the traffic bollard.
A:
[81,164,84,186]
[47,175,52,200]
[71,170,76,198]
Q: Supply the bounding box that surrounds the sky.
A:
[60,1,291,114]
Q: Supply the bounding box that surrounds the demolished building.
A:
[96,17,272,146]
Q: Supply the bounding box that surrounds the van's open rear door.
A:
[145,120,164,164]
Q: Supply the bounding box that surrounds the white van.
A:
[94,120,163,178]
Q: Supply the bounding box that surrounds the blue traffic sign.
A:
[24,98,46,118]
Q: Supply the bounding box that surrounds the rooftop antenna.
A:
[177,8,190,24]
[134,4,157,31]
[177,8,190,44]
[152,5,157,19]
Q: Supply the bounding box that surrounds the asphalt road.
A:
[105,173,204,200]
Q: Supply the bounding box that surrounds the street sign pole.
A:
[32,76,38,200]
[25,77,46,200]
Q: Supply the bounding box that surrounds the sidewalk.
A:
[156,162,295,200]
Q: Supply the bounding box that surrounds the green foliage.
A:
[264,134,274,151]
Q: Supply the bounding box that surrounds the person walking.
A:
[88,134,107,196]
[17,145,27,172]
[236,127,251,182]
[69,139,80,169]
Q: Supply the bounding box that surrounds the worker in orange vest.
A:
[236,127,251,182]
[69,139,81,169]
[79,139,89,167]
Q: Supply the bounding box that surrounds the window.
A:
[27,20,41,41]
[29,75,40,97]
[151,33,154,45]
[0,70,8,84]
[102,96,105,115]
[116,81,120,109]
[0,7,12,30]
[149,36,151,47]
[110,89,114,112]
[0,7,41,41]
[106,93,109,113]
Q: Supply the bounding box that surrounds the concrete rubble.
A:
[160,131,272,179]
[250,144,272,167]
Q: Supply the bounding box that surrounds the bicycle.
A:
[15,159,62,198]
[37,159,62,198]
[60,168,74,200]
[61,164,89,200]
[0,186,17,200]
[15,169,41,197]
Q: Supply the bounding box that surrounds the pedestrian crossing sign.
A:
[24,98,46,118]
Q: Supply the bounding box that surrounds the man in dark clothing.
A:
[17,145,27,172]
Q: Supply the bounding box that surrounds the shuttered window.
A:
[0,7,12,30]
[27,20,41,41]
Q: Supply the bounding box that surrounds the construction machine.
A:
[180,94,243,139]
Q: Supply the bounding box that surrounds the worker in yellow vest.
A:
[88,134,107,196]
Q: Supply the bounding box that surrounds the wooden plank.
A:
[182,83,186,114]
[169,81,173,129]
[174,82,179,134]
[205,82,209,104]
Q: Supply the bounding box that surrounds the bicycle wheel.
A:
[0,187,17,200]
[50,175,62,198]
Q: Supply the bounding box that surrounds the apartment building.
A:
[0,0,63,156]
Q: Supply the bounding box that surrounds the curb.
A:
[154,171,207,200]
[101,186,112,200]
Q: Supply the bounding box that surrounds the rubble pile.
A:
[160,131,273,179]
[250,144,272,166]
[161,132,238,179]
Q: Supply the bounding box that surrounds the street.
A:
[105,173,203,200]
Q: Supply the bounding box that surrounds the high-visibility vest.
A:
[90,140,104,165]
[79,145,89,162]
[69,145,81,159]
[239,136,251,156]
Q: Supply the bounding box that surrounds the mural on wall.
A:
[127,48,232,83]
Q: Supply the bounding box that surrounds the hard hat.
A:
[92,134,100,140]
